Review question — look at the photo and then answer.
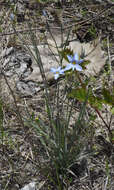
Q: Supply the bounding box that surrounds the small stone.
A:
[20,182,36,190]
[107,25,111,31]
[1,47,14,58]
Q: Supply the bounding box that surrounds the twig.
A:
[0,27,46,37]
[0,6,110,38]
[104,176,109,190]
[94,108,112,136]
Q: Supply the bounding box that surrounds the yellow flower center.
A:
[72,61,76,65]
[35,117,39,121]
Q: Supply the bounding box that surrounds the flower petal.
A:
[73,53,79,61]
[56,66,62,71]
[75,64,82,71]
[60,71,64,75]
[50,68,56,73]
[54,74,59,80]
[78,59,83,64]
[67,55,73,63]
[65,64,72,71]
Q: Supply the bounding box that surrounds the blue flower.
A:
[42,10,47,17]
[50,67,64,80]
[65,53,83,71]
[10,13,14,20]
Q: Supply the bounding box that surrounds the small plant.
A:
[19,19,114,187]
[8,8,114,189]
[87,25,97,39]
[20,23,90,188]
[81,9,88,17]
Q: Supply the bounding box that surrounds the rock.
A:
[0,36,107,97]
[20,182,36,190]
[1,47,14,58]
[0,48,35,98]
[1,48,32,77]
[26,37,107,82]
[16,81,41,96]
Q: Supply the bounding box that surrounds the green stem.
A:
[76,71,85,89]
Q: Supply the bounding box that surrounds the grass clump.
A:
[22,24,113,189]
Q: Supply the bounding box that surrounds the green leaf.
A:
[68,87,103,109]
[81,60,91,70]
[111,107,114,115]
[102,88,114,106]
[59,48,73,62]
[88,95,103,109]
[68,87,87,102]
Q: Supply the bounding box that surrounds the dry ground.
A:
[0,0,114,189]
